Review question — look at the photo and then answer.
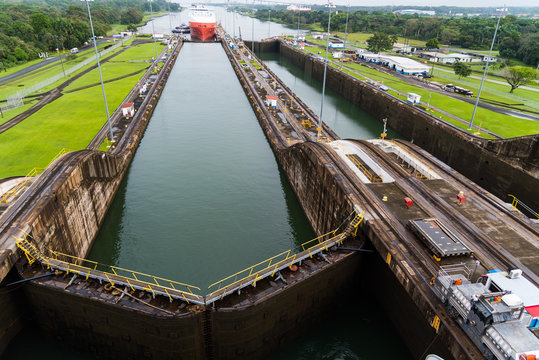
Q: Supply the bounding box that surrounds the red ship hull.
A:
[189,22,216,41]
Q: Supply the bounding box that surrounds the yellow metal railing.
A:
[389,140,439,180]
[206,211,364,303]
[346,154,383,183]
[15,235,203,304]
[508,194,539,220]
[0,148,71,205]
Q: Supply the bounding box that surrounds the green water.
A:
[2,43,411,359]
[258,51,403,141]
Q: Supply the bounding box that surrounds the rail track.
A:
[353,139,539,286]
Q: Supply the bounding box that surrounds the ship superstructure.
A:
[189,5,216,41]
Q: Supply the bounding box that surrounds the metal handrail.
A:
[15,236,204,304]
[0,148,71,205]
[508,194,539,219]
[205,212,364,304]
[388,140,440,179]
[346,154,383,183]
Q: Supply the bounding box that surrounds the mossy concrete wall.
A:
[260,40,539,211]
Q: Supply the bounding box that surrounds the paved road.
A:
[0,44,94,85]
[433,66,539,92]
[0,57,62,84]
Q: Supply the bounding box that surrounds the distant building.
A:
[329,41,344,49]
[393,9,435,16]
[286,4,313,12]
[418,52,481,63]
[265,95,277,108]
[121,103,135,118]
[312,33,324,40]
[393,43,416,53]
[359,53,430,75]
[407,93,421,105]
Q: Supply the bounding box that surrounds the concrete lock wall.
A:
[263,40,539,211]
[0,39,182,354]
[0,37,366,359]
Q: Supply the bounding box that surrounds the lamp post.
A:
[268,9,271,38]
[318,1,335,139]
[81,0,114,142]
[252,1,255,51]
[148,0,159,62]
[167,0,173,34]
[469,6,505,131]
[344,2,350,49]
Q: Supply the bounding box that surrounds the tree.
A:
[366,32,395,54]
[127,24,138,35]
[453,60,471,79]
[425,38,439,49]
[502,66,537,93]
[121,7,143,25]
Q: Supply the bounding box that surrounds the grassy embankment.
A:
[0,41,128,126]
[0,41,165,178]
[302,45,539,139]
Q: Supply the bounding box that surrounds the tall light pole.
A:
[233,9,236,38]
[318,1,335,139]
[148,0,158,62]
[167,0,173,34]
[81,0,114,142]
[344,2,350,49]
[251,1,255,51]
[469,6,505,131]
[268,9,271,38]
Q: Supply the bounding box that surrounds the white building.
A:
[419,52,481,63]
[407,93,421,105]
[359,53,430,75]
[393,9,435,16]
[329,41,344,49]
[265,95,277,107]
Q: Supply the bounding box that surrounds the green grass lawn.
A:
[0,42,165,178]
[302,46,539,139]
[0,42,120,100]
[0,100,38,126]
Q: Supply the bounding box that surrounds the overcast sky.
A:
[213,0,539,8]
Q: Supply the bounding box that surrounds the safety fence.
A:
[2,38,130,112]
[346,154,383,183]
[15,211,364,306]
[0,148,71,205]
[508,194,539,220]
[15,235,204,305]
[205,211,363,304]
[388,140,440,180]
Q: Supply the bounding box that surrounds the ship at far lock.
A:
[189,4,216,41]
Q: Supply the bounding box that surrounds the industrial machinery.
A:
[434,265,539,360]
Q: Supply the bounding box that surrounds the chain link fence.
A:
[1,38,130,113]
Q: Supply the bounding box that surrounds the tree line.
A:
[0,0,179,68]
[250,8,538,66]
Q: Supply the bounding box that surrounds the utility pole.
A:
[167,0,173,34]
[81,0,114,142]
[318,0,336,139]
[251,1,255,51]
[148,0,158,62]
[268,9,271,38]
[56,37,66,77]
[469,5,505,130]
[344,2,350,49]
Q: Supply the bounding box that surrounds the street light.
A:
[318,1,336,139]
[469,6,505,131]
[167,0,173,34]
[81,0,114,142]
[148,0,159,62]
[344,2,350,49]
